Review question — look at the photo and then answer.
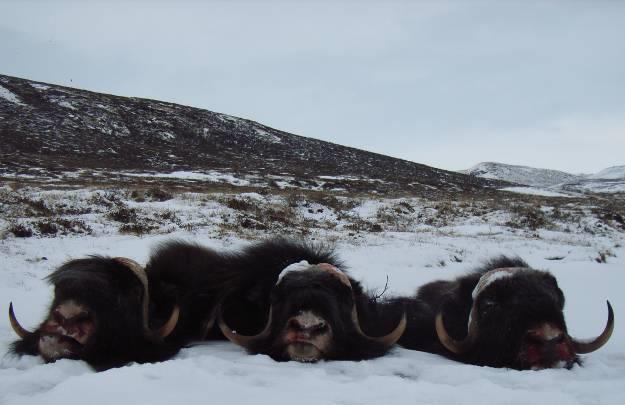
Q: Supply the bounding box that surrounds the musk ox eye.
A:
[480,299,497,312]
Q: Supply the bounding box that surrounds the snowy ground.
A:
[1,226,624,405]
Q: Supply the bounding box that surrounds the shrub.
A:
[107,207,138,223]
[36,221,58,235]
[224,197,255,211]
[9,223,33,238]
[506,205,549,231]
[146,187,173,202]
[118,222,158,236]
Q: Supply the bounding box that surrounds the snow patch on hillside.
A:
[0,84,25,106]
[56,100,76,110]
[500,187,573,197]
[563,180,625,194]
[120,171,251,186]
[29,83,51,91]
[254,128,282,144]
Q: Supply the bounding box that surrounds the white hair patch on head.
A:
[472,267,523,300]
[276,260,311,284]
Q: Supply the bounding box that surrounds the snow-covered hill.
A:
[589,166,625,180]
[464,162,625,194]
[462,162,579,188]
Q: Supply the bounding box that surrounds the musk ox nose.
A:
[287,311,328,333]
[520,322,575,369]
[42,300,94,346]
[525,323,565,344]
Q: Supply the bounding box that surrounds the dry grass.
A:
[1,176,624,239]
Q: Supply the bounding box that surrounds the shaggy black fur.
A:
[397,256,578,369]
[148,238,404,361]
[241,264,405,361]
[144,238,343,342]
[10,257,181,371]
[9,239,404,367]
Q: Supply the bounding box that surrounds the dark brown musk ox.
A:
[397,256,614,370]
[210,239,407,362]
[8,257,180,370]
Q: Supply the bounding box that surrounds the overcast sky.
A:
[1,1,624,173]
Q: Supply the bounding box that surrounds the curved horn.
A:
[435,310,478,354]
[114,257,179,340]
[351,305,407,347]
[316,263,352,288]
[218,305,273,349]
[152,305,180,339]
[570,300,615,354]
[437,267,522,354]
[9,302,34,339]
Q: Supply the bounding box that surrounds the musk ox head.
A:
[219,262,406,362]
[435,263,614,370]
[9,256,179,369]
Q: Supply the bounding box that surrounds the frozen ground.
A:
[499,186,574,198]
[1,226,624,405]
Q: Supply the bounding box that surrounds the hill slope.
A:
[0,74,505,195]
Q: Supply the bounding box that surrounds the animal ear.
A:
[542,274,565,307]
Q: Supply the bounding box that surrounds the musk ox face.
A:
[435,267,614,370]
[219,263,406,362]
[9,257,179,369]
[29,299,96,362]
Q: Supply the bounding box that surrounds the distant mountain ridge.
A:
[0,74,506,195]
[463,162,625,194]
[588,166,625,180]
[462,162,578,188]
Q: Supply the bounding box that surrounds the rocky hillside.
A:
[0,74,506,195]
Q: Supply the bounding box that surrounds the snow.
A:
[318,175,363,180]
[254,128,282,144]
[56,100,76,110]
[120,171,251,186]
[500,187,572,197]
[318,175,387,184]
[1,226,624,404]
[159,131,176,141]
[588,166,625,180]
[464,162,579,188]
[564,180,625,194]
[29,83,51,91]
[467,162,625,195]
[0,84,26,106]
